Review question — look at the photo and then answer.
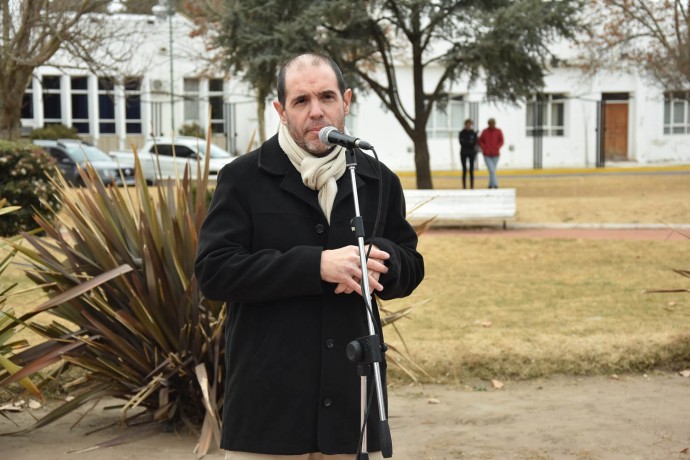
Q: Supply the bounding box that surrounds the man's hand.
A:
[321,245,389,296]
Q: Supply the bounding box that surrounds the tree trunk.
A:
[410,9,433,190]
[256,89,267,143]
[413,126,433,189]
[0,78,27,141]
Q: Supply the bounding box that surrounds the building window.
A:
[526,93,565,136]
[664,91,690,134]
[71,76,89,134]
[183,78,200,125]
[42,75,62,125]
[21,81,34,120]
[124,77,142,134]
[98,77,116,134]
[426,95,464,139]
[209,78,224,134]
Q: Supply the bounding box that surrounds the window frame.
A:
[426,95,465,139]
[98,77,116,134]
[183,78,200,126]
[42,75,62,125]
[664,91,690,135]
[124,76,143,134]
[526,93,566,137]
[208,78,225,134]
[71,76,90,134]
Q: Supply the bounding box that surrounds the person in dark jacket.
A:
[458,118,478,189]
[477,118,504,189]
[195,53,424,460]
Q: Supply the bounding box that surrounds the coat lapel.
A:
[258,134,323,217]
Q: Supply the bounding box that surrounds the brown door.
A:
[604,102,628,161]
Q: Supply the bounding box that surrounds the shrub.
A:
[29,124,80,141]
[0,152,422,453]
[178,122,206,138]
[0,140,61,236]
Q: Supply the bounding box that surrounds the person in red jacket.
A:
[477,118,504,189]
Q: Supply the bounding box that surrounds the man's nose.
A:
[308,102,325,118]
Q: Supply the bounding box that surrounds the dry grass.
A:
[384,233,690,382]
[3,171,690,382]
[400,169,690,224]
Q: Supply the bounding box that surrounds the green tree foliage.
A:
[199,0,581,189]
[0,140,61,236]
[188,0,321,143]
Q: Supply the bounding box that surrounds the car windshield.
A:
[65,145,112,162]
[197,143,231,158]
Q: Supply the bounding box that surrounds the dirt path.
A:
[3,373,690,460]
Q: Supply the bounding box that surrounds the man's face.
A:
[273,62,351,156]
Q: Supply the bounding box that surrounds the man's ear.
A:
[343,89,352,115]
[273,100,287,125]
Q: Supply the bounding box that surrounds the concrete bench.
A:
[403,189,516,228]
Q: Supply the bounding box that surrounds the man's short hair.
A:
[277,54,346,106]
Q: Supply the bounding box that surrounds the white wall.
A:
[24,13,690,169]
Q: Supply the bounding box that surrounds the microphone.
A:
[318,126,373,150]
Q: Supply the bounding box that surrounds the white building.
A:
[20,12,690,169]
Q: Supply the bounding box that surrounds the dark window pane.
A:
[125,96,141,118]
[125,77,141,91]
[154,145,173,156]
[99,94,115,118]
[98,77,115,91]
[209,79,223,92]
[72,94,89,118]
[71,77,88,90]
[175,146,195,157]
[126,122,141,134]
[43,93,62,119]
[21,93,33,118]
[73,122,90,133]
[210,96,223,118]
[100,122,116,134]
[211,122,224,134]
[43,76,61,90]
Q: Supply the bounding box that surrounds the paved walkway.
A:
[432,226,690,241]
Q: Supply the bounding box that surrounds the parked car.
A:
[33,139,135,186]
[109,136,236,184]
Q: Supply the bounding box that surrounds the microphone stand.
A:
[343,147,393,459]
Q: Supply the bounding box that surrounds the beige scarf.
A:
[278,123,346,223]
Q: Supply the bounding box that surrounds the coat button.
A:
[315,224,325,234]
[326,339,335,349]
[323,397,332,407]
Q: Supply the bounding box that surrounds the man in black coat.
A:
[195,53,424,460]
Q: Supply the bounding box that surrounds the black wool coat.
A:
[194,134,424,455]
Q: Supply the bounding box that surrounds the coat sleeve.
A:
[370,172,424,301]
[195,166,325,303]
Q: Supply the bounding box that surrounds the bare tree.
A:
[581,0,689,89]
[0,0,140,140]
